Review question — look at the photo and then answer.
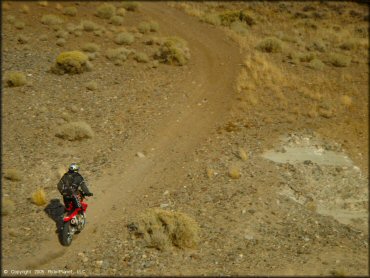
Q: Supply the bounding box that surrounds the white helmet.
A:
[68,163,80,172]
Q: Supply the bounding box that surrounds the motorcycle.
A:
[60,190,89,246]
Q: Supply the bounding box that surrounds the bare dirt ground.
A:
[2,1,369,276]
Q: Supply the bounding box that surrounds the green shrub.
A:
[257,37,283,53]
[41,14,63,25]
[95,3,116,19]
[134,52,149,63]
[138,21,159,33]
[105,47,133,65]
[155,37,190,66]
[51,51,92,74]
[81,20,99,32]
[63,6,77,16]
[4,71,27,87]
[114,32,134,45]
[328,53,351,67]
[55,121,94,140]
[110,15,124,26]
[82,43,100,53]
[307,58,325,70]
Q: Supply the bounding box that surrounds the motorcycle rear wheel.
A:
[60,221,73,246]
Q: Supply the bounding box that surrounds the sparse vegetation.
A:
[257,37,283,53]
[81,20,99,32]
[41,14,64,25]
[63,6,77,17]
[308,58,325,70]
[134,52,149,63]
[219,10,255,26]
[31,188,47,206]
[119,2,139,12]
[14,21,25,30]
[56,38,66,47]
[228,166,241,179]
[238,148,248,161]
[51,51,91,74]
[3,169,22,181]
[82,42,100,53]
[95,3,116,19]
[230,21,249,36]
[38,1,48,7]
[6,15,15,24]
[138,21,159,33]
[4,71,27,87]
[129,208,199,250]
[116,8,126,16]
[340,95,352,107]
[110,15,124,26]
[55,121,94,141]
[20,4,30,14]
[200,13,221,26]
[86,81,98,91]
[17,35,29,44]
[114,32,135,45]
[105,47,133,65]
[2,199,15,216]
[155,36,190,66]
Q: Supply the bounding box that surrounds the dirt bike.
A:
[60,191,89,246]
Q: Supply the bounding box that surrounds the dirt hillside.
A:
[2,1,368,276]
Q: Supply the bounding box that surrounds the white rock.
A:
[95,260,103,267]
[163,190,169,195]
[244,234,254,240]
[160,203,169,208]
[136,152,145,158]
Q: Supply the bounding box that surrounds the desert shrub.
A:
[307,58,325,70]
[110,15,124,26]
[105,47,132,65]
[55,121,94,141]
[138,21,159,33]
[257,37,283,53]
[4,71,27,87]
[230,21,249,36]
[129,208,199,250]
[119,2,139,11]
[116,8,126,16]
[51,51,91,74]
[21,4,30,13]
[339,39,358,51]
[354,26,368,38]
[155,37,190,66]
[95,3,116,19]
[81,20,99,32]
[328,53,351,67]
[41,14,63,25]
[290,52,315,63]
[2,199,15,216]
[55,3,63,10]
[56,38,66,47]
[340,95,352,107]
[114,32,134,45]
[31,188,47,206]
[14,21,25,29]
[238,148,248,161]
[144,36,162,45]
[6,15,15,24]
[38,1,48,7]
[219,10,255,26]
[228,166,241,179]
[82,42,100,53]
[134,52,149,63]
[56,30,68,39]
[309,41,327,52]
[63,6,77,16]
[17,35,29,44]
[200,13,221,26]
[39,35,48,41]
[3,169,22,181]
[86,81,98,90]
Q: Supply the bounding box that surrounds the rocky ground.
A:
[2,1,368,276]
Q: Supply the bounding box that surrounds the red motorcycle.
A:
[60,191,89,246]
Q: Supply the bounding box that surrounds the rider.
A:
[57,163,93,211]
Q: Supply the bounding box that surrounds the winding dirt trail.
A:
[15,2,241,270]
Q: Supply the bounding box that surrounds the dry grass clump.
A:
[339,39,359,51]
[55,121,94,141]
[110,15,124,26]
[86,81,98,91]
[327,53,351,67]
[219,10,255,27]
[4,71,27,87]
[134,52,149,63]
[138,21,159,33]
[38,1,48,7]
[230,21,249,36]
[82,42,100,53]
[3,169,22,181]
[116,8,126,16]
[144,36,163,45]
[257,37,283,53]
[81,20,99,32]
[3,2,10,10]
[129,208,200,250]
[63,6,77,16]
[95,3,116,19]
[56,38,66,47]
[17,35,29,44]
[228,166,241,179]
[31,188,47,206]
[14,21,25,30]
[51,51,92,74]
[200,13,221,26]
[155,36,190,66]
[105,47,133,65]
[307,58,325,70]
[238,148,248,161]
[2,199,15,216]
[114,32,135,45]
[56,30,68,39]
[41,14,64,25]
[119,2,139,12]
[340,95,352,107]
[21,4,30,14]
[6,15,15,24]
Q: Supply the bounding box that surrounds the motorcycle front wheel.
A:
[60,221,73,246]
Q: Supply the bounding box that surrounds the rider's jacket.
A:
[57,171,92,196]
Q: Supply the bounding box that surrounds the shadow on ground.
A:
[44,199,65,240]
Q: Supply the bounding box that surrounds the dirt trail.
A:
[15,2,241,270]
